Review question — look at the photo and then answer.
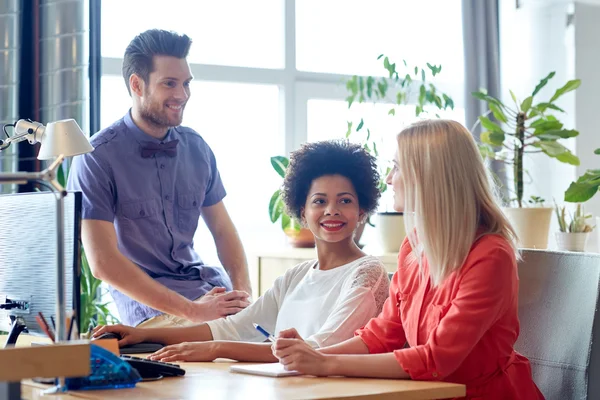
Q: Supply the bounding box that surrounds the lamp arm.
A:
[0,120,45,150]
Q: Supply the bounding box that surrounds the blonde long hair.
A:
[397,119,518,286]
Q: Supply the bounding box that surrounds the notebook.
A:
[229,363,301,377]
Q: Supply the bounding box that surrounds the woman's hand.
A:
[148,342,217,362]
[91,324,146,347]
[271,328,335,376]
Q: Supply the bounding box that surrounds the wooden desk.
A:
[21,359,465,400]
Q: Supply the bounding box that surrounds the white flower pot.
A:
[502,207,553,249]
[375,212,406,253]
[555,232,590,252]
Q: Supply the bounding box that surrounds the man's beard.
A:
[140,101,183,129]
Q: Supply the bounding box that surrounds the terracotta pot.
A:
[502,207,553,249]
[284,227,315,248]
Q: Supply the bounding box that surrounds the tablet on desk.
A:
[230,363,301,377]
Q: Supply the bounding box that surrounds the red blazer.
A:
[356,234,544,399]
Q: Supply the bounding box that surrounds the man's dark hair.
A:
[282,140,381,220]
[122,29,192,95]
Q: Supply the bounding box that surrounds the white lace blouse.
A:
[206,255,390,348]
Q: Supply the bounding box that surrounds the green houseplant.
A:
[565,148,600,203]
[472,72,581,249]
[268,156,315,248]
[343,55,454,251]
[554,203,595,251]
[345,55,454,172]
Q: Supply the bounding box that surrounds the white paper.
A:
[229,363,301,377]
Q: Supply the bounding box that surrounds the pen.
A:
[253,323,276,343]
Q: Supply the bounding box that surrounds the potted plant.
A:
[565,148,600,203]
[554,203,595,252]
[473,72,581,249]
[344,55,454,251]
[268,156,315,248]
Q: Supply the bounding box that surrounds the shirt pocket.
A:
[177,193,202,232]
[120,199,160,238]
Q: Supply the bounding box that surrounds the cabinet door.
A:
[258,257,307,296]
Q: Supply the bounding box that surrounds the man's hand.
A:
[186,287,250,323]
[148,341,217,362]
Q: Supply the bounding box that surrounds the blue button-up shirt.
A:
[68,110,232,326]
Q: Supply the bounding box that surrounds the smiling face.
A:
[132,55,193,131]
[301,174,364,243]
[386,150,405,212]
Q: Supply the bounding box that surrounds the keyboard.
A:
[120,354,186,380]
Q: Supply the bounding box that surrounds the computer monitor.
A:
[0,191,81,339]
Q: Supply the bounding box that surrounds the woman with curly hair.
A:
[272,120,543,399]
[92,139,390,363]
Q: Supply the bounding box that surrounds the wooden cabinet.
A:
[251,248,398,296]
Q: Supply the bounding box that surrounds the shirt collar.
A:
[124,109,179,145]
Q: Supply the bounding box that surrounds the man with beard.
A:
[68,30,251,329]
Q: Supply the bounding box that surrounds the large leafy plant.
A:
[268,156,301,232]
[565,148,600,203]
[473,72,581,207]
[344,55,454,191]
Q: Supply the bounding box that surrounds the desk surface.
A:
[9,334,464,400]
[22,359,465,400]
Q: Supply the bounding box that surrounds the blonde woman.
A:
[272,120,544,399]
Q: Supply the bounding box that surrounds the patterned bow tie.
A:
[141,139,179,158]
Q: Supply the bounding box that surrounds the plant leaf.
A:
[509,89,518,104]
[479,116,504,134]
[520,96,533,113]
[346,121,352,138]
[281,212,291,230]
[556,151,580,166]
[489,103,508,123]
[595,148,600,155]
[549,79,581,103]
[532,71,556,97]
[565,180,600,203]
[481,131,505,146]
[534,129,578,139]
[270,156,289,178]
[269,190,283,223]
[388,108,395,116]
[535,102,565,113]
[356,118,364,132]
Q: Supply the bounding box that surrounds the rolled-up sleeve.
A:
[67,149,115,222]
[393,247,516,381]
[356,284,407,354]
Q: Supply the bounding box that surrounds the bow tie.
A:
[141,139,179,158]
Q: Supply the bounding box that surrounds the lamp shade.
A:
[37,119,94,160]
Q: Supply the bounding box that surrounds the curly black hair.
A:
[282,139,381,221]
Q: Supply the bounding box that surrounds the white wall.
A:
[499,0,600,250]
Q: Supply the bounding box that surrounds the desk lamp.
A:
[0,118,93,392]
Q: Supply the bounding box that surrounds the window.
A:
[100,0,465,264]
[296,0,464,82]
[183,81,285,264]
[101,0,285,69]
